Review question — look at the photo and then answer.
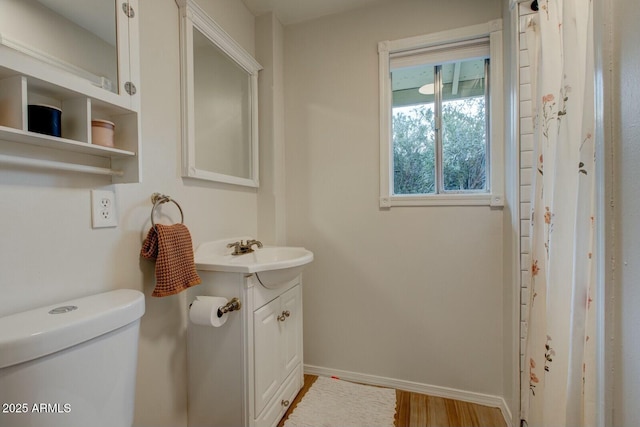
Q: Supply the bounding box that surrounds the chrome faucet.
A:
[227,239,263,256]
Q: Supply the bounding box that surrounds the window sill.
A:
[380,193,504,207]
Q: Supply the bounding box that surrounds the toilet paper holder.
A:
[216,298,241,318]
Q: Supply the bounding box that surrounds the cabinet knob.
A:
[277,310,291,322]
[281,399,290,407]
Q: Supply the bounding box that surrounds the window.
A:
[379,20,504,207]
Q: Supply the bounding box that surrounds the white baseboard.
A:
[304,364,513,426]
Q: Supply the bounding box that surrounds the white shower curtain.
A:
[521,0,596,426]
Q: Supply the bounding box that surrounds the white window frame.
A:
[378,20,504,207]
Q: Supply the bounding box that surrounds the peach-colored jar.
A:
[91,119,115,147]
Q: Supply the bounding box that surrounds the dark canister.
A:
[28,104,62,137]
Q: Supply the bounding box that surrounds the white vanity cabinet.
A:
[187,272,304,427]
[0,0,141,182]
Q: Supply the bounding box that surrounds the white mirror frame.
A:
[176,0,262,187]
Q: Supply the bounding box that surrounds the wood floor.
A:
[278,375,506,427]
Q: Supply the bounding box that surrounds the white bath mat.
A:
[283,376,396,427]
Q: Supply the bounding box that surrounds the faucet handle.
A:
[227,241,241,254]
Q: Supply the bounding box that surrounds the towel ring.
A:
[150,193,184,230]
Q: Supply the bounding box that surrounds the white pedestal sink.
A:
[194,237,314,288]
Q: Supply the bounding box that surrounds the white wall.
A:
[0,1,259,426]
[612,0,640,423]
[284,0,506,397]
[256,13,287,245]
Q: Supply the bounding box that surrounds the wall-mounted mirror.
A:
[0,0,120,93]
[177,0,262,187]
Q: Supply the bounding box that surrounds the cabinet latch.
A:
[122,2,135,18]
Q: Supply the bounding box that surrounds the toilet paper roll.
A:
[189,296,229,327]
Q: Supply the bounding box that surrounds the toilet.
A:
[0,289,145,427]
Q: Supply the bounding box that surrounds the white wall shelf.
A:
[0,125,135,158]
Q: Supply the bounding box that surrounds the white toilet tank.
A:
[0,289,145,427]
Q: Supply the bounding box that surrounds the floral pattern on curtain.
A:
[521,0,596,426]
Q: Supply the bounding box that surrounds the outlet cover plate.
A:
[91,189,117,228]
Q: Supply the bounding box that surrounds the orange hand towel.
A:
[141,223,201,297]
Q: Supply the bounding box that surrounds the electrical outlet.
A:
[91,189,117,228]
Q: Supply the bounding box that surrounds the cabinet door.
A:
[253,297,281,416]
[280,285,302,377]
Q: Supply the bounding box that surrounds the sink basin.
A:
[195,238,313,289]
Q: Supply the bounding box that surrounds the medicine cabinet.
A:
[0,0,141,183]
[176,0,262,187]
